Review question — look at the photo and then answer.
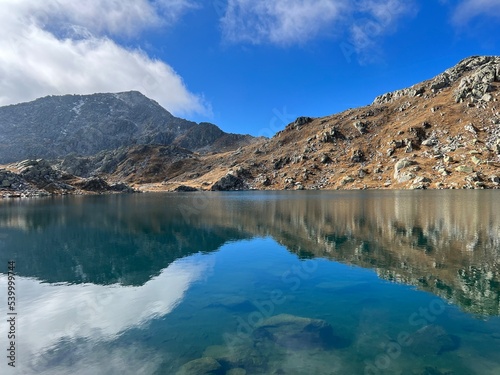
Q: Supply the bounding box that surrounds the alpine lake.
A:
[0,190,499,375]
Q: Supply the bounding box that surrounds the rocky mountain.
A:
[150,55,499,192]
[1,56,500,197]
[0,91,255,163]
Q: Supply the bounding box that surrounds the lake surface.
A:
[0,191,499,375]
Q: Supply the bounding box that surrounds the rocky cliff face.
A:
[0,91,255,163]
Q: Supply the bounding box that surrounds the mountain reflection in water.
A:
[0,191,498,316]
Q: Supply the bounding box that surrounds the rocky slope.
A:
[150,55,499,192]
[0,91,256,163]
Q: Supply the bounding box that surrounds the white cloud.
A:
[452,0,500,23]
[0,0,208,116]
[0,256,213,374]
[221,0,349,45]
[220,0,415,50]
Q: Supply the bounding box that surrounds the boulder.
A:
[211,174,247,191]
[174,185,199,192]
[455,165,473,173]
[320,154,331,164]
[422,138,437,147]
[252,314,335,350]
[294,117,313,128]
[226,369,246,375]
[350,149,365,163]
[394,158,417,179]
[109,182,135,193]
[176,357,222,375]
[409,325,460,356]
[75,177,110,192]
[353,121,368,134]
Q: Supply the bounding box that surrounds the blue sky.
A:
[0,1,499,136]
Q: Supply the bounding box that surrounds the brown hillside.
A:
[137,55,500,192]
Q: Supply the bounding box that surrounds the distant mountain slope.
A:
[0,91,255,163]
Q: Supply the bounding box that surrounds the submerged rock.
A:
[409,325,460,356]
[421,366,454,375]
[253,314,335,350]
[176,357,222,375]
[226,369,246,375]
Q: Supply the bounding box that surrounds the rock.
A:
[409,325,460,356]
[414,176,431,184]
[465,123,479,135]
[253,314,335,350]
[273,157,290,170]
[341,176,355,185]
[482,93,493,102]
[455,165,473,173]
[226,369,246,375]
[295,183,305,190]
[422,138,437,147]
[350,149,365,163]
[443,155,453,163]
[471,156,481,165]
[353,121,368,134]
[398,172,416,183]
[203,344,267,370]
[491,176,500,185]
[211,174,247,191]
[329,126,345,140]
[421,367,453,375]
[390,140,405,149]
[430,74,451,92]
[174,185,199,192]
[358,169,368,178]
[294,117,313,128]
[109,182,135,192]
[320,154,331,164]
[176,357,222,375]
[438,168,450,176]
[75,177,110,192]
[394,158,417,178]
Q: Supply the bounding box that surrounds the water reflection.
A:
[0,256,211,374]
[0,191,499,316]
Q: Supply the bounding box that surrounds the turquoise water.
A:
[0,191,499,374]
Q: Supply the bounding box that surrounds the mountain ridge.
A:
[1,55,500,197]
[0,90,256,163]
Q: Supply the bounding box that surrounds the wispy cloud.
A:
[220,0,416,52]
[0,0,208,115]
[452,0,500,24]
[221,0,349,45]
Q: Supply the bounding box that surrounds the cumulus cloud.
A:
[452,0,500,23]
[0,0,208,115]
[220,0,415,50]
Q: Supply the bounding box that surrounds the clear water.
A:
[0,191,499,375]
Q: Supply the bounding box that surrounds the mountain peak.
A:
[0,92,255,163]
